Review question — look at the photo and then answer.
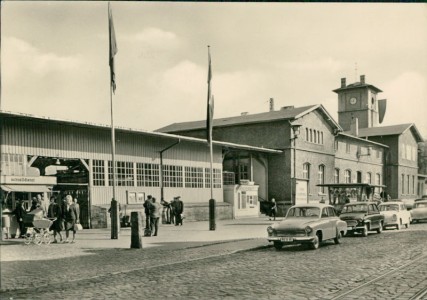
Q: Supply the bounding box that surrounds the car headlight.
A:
[392,214,397,221]
[305,226,313,234]
[267,226,274,234]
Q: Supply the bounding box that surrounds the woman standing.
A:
[47,196,63,243]
[63,195,78,243]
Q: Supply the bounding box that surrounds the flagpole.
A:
[207,45,215,230]
[109,2,119,239]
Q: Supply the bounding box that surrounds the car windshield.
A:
[379,204,399,212]
[414,203,427,209]
[286,207,320,218]
[341,204,368,213]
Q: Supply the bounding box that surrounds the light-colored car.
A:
[378,202,411,230]
[267,204,347,250]
[411,200,427,223]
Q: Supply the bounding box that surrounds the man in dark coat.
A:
[63,195,78,243]
[143,195,153,229]
[13,200,27,237]
[172,196,184,226]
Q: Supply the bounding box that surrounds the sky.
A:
[2,2,427,138]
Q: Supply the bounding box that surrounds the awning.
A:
[1,185,52,193]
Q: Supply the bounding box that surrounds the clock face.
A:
[350,97,357,105]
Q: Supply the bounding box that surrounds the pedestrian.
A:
[47,196,63,243]
[63,195,78,243]
[73,198,80,222]
[270,198,277,221]
[169,197,176,225]
[30,197,39,211]
[13,200,27,238]
[37,194,48,217]
[143,195,153,229]
[173,196,184,226]
[149,197,161,236]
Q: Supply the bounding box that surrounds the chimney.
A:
[241,112,248,116]
[350,117,359,136]
[269,98,275,112]
[281,106,294,110]
[360,75,365,84]
[341,78,346,88]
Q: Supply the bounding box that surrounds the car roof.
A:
[344,202,376,206]
[378,202,403,205]
[291,203,332,208]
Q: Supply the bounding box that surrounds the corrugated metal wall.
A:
[1,115,224,205]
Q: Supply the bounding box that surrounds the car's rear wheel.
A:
[273,241,283,250]
[376,222,383,234]
[362,225,369,237]
[309,234,320,250]
[334,229,342,244]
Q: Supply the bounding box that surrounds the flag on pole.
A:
[109,2,118,93]
[206,47,214,143]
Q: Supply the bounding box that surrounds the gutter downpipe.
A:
[159,139,181,201]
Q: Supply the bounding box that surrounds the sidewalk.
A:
[1,216,278,262]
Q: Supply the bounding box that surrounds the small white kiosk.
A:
[224,180,259,219]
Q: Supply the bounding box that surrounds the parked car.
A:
[339,202,384,237]
[411,200,427,223]
[378,202,411,230]
[267,204,347,250]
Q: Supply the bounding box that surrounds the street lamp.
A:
[290,124,302,205]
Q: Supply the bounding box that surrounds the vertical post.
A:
[110,85,118,239]
[130,211,143,249]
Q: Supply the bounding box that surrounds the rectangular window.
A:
[136,163,159,187]
[163,165,183,188]
[407,175,410,195]
[1,153,25,176]
[401,174,405,194]
[184,166,204,188]
[205,168,222,188]
[223,171,235,185]
[318,165,325,193]
[346,143,351,153]
[303,164,310,179]
[92,159,105,186]
[412,147,417,161]
[239,164,249,180]
[108,161,134,186]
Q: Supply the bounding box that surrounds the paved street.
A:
[1,218,426,300]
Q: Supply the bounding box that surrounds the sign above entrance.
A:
[1,175,57,185]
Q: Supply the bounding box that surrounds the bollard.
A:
[130,211,143,249]
[110,199,118,239]
[209,198,216,231]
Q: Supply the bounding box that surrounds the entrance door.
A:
[295,180,308,204]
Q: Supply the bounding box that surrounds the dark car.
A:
[339,202,384,237]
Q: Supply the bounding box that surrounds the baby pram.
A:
[23,208,56,245]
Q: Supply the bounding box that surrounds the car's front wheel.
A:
[309,235,320,250]
[376,222,383,234]
[273,241,283,250]
[362,225,369,237]
[334,229,342,244]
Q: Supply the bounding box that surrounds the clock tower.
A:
[333,75,385,131]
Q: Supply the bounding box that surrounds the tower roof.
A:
[333,75,382,93]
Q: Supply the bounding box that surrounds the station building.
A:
[0,111,281,231]
[158,75,425,211]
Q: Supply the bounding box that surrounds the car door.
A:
[369,204,380,228]
[320,207,333,239]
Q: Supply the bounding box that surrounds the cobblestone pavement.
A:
[1,221,426,299]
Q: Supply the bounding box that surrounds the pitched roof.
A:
[0,110,282,154]
[156,104,342,133]
[350,124,424,142]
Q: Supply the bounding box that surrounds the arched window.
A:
[334,168,339,183]
[366,172,372,184]
[318,165,325,193]
[317,131,321,144]
[344,170,351,183]
[314,130,317,143]
[310,129,313,142]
